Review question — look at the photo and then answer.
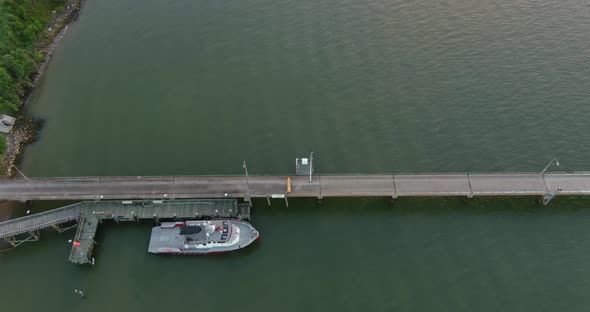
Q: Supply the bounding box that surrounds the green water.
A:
[2,0,590,310]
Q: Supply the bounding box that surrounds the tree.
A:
[0,0,68,114]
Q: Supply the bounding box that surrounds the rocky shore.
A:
[2,116,43,178]
[1,0,82,178]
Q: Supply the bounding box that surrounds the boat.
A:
[148,219,259,254]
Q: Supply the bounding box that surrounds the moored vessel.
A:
[148,219,259,254]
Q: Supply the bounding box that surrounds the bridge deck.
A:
[0,173,588,201]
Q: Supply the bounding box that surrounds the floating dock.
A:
[0,199,250,264]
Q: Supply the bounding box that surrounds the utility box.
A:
[296,153,313,176]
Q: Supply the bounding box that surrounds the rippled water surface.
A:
[22,0,590,175]
[2,0,590,310]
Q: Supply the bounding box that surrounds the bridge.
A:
[1,172,590,205]
[2,171,589,264]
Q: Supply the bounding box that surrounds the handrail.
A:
[0,171,582,181]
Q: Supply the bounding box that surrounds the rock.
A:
[1,116,44,177]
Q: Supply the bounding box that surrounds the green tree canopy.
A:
[0,0,67,114]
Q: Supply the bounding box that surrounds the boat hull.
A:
[148,219,259,254]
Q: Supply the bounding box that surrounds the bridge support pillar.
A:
[317,196,323,204]
[284,196,289,207]
[266,196,271,207]
[52,223,78,233]
[390,197,396,205]
[153,215,160,225]
[4,232,40,248]
[5,237,16,247]
[29,231,39,240]
[541,187,562,206]
[541,192,557,206]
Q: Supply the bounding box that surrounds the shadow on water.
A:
[250,195,590,217]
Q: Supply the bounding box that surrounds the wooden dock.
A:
[0,173,589,203]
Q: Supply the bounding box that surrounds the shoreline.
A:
[29,0,82,93]
[1,0,82,179]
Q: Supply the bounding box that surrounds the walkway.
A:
[0,173,589,201]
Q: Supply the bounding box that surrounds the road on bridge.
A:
[0,173,589,201]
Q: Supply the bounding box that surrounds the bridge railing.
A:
[1,172,579,180]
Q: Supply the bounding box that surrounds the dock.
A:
[0,199,250,264]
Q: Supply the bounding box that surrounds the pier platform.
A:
[0,199,250,264]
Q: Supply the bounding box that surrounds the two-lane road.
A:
[0,173,589,201]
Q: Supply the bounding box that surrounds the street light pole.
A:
[309,152,313,183]
[243,160,249,184]
[9,164,28,181]
[541,158,560,194]
[541,158,559,175]
[243,160,252,206]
